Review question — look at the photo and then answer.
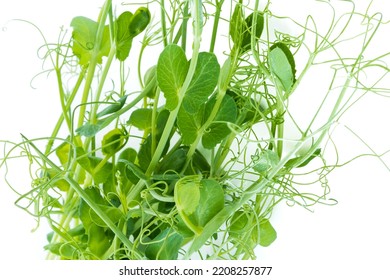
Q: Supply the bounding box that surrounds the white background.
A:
[1,1,390,279]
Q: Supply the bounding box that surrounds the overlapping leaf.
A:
[182,52,220,114]
[269,42,296,93]
[175,177,224,235]
[202,95,238,149]
[157,44,189,111]
[71,16,110,65]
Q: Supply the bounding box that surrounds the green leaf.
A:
[55,141,71,166]
[202,95,237,149]
[97,95,128,118]
[241,12,264,51]
[115,11,133,61]
[143,65,158,98]
[75,121,103,137]
[177,104,204,145]
[89,205,123,227]
[70,16,110,65]
[79,187,107,230]
[191,150,210,174]
[182,52,220,114]
[117,148,139,185]
[128,108,153,130]
[229,211,250,240]
[156,146,188,173]
[45,168,70,192]
[88,157,113,184]
[101,128,125,156]
[67,224,85,237]
[145,228,183,260]
[189,179,225,227]
[128,7,151,38]
[138,109,170,171]
[43,194,63,209]
[252,149,279,174]
[88,224,112,258]
[285,148,321,169]
[259,218,277,247]
[118,159,147,181]
[175,178,225,235]
[175,175,201,216]
[76,148,114,184]
[75,146,93,173]
[269,42,296,92]
[175,214,195,238]
[157,44,189,111]
[137,135,153,171]
[229,4,245,46]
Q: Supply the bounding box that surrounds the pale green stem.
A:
[90,45,117,125]
[77,0,112,129]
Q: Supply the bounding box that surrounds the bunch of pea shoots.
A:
[1,0,389,260]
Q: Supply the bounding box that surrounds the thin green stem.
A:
[45,68,86,155]
[90,45,117,124]
[181,1,189,51]
[209,0,225,53]
[160,0,168,47]
[76,0,112,130]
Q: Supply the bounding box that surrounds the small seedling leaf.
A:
[253,149,279,174]
[229,211,250,240]
[143,65,158,98]
[241,12,264,51]
[115,11,133,61]
[259,218,277,247]
[128,7,151,38]
[182,52,220,114]
[101,128,126,156]
[88,224,111,258]
[156,146,188,173]
[55,141,71,166]
[230,4,245,46]
[117,148,139,185]
[128,108,153,130]
[71,16,110,65]
[202,94,237,149]
[88,156,114,184]
[189,179,225,227]
[89,205,123,227]
[175,175,201,216]
[59,243,78,259]
[79,186,106,230]
[157,44,189,111]
[285,148,321,169]
[269,42,296,93]
[145,228,183,260]
[76,122,103,137]
[97,95,128,118]
[118,159,147,181]
[177,104,204,145]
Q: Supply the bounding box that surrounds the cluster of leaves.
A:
[2,0,389,260]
